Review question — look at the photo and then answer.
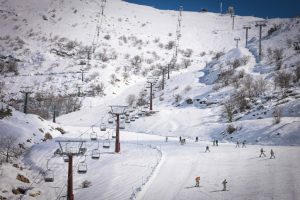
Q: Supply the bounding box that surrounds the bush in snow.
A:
[0,106,12,119]
[182,58,192,68]
[184,85,192,93]
[165,41,175,50]
[131,55,143,67]
[241,74,254,98]
[90,82,105,96]
[182,48,193,57]
[253,77,268,97]
[126,94,136,107]
[104,34,111,40]
[213,51,225,60]
[267,24,281,36]
[81,180,92,188]
[274,71,292,94]
[226,124,236,134]
[174,94,182,103]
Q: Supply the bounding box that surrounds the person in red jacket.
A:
[195,176,200,187]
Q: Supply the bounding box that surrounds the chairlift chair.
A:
[103,139,111,148]
[91,149,100,159]
[100,123,106,131]
[120,122,125,129]
[125,118,131,123]
[120,115,125,119]
[135,114,139,119]
[90,132,97,141]
[108,117,114,124]
[77,162,87,174]
[112,132,116,138]
[130,117,135,121]
[63,155,69,162]
[44,169,54,182]
[79,147,87,155]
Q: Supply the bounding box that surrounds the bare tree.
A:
[223,98,235,122]
[253,76,268,96]
[241,74,254,97]
[0,135,23,163]
[273,106,282,124]
[274,71,292,94]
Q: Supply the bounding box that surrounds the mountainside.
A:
[0,0,300,199]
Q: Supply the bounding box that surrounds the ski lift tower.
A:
[255,20,267,62]
[109,105,127,153]
[147,77,157,111]
[20,86,33,114]
[56,139,86,200]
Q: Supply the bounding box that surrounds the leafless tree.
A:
[273,106,282,124]
[0,135,23,163]
[223,98,235,122]
[253,76,268,96]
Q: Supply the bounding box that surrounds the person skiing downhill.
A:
[195,176,200,187]
[205,146,210,152]
[195,137,198,142]
[165,136,168,142]
[236,141,240,148]
[270,149,275,159]
[259,148,266,157]
[216,140,218,146]
[222,179,227,191]
[242,140,246,148]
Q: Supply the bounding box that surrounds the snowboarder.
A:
[216,140,218,146]
[205,145,210,152]
[235,141,240,148]
[213,140,216,146]
[195,137,198,142]
[165,136,168,142]
[270,149,275,159]
[195,176,200,187]
[222,179,227,191]
[259,148,266,157]
[242,140,246,148]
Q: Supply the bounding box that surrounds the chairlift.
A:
[63,155,69,162]
[103,139,111,149]
[125,118,131,123]
[108,117,114,124]
[44,169,54,182]
[79,147,87,155]
[135,114,139,119]
[144,105,149,109]
[130,117,135,122]
[44,159,54,182]
[120,121,125,129]
[90,126,97,141]
[120,115,125,119]
[100,123,106,131]
[91,149,100,159]
[112,131,116,138]
[77,162,87,174]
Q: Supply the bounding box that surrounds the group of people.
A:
[260,148,275,159]
[235,140,246,148]
[195,176,227,191]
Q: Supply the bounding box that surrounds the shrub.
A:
[44,133,53,140]
[226,124,236,134]
[174,94,182,103]
[184,85,192,93]
[55,127,66,134]
[223,98,235,122]
[274,71,292,90]
[81,180,92,188]
[267,24,281,36]
[165,41,175,50]
[104,34,111,40]
[213,51,224,60]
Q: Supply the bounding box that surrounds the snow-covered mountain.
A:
[0,0,300,199]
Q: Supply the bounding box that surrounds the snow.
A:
[0,0,300,199]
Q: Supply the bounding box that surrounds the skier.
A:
[270,149,275,159]
[259,148,266,157]
[195,137,198,142]
[216,140,218,146]
[242,140,246,148]
[213,140,216,146]
[165,136,168,142]
[222,179,227,191]
[195,176,200,187]
[235,141,240,148]
[179,136,182,142]
[205,145,210,152]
